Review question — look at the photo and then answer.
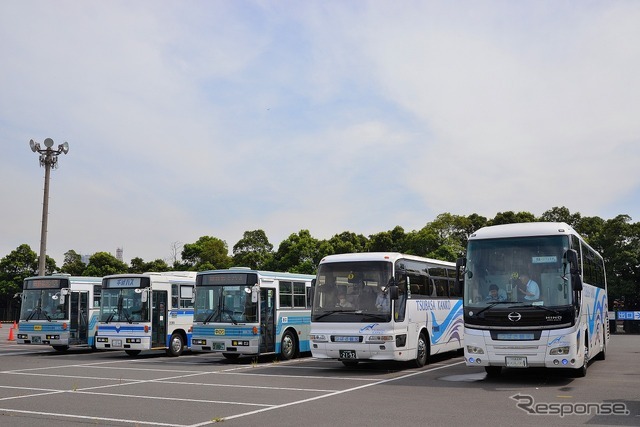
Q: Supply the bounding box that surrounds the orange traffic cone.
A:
[0,322,3,328]
[8,326,15,341]
[12,321,17,329]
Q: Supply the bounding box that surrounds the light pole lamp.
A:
[29,138,69,276]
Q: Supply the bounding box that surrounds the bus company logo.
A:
[34,325,42,331]
[359,323,379,333]
[508,312,522,322]
[214,329,225,335]
[546,315,562,322]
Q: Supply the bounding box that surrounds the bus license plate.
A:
[32,336,41,344]
[112,339,122,347]
[505,356,528,368]
[339,350,357,359]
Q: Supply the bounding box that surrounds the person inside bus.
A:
[516,271,540,301]
[485,284,507,302]
[375,285,390,311]
[336,289,353,308]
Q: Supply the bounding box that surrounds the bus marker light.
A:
[144,325,149,333]
[62,323,68,330]
[252,326,258,335]
[562,359,569,365]
[468,357,475,363]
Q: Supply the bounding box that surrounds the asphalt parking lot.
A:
[1,334,639,426]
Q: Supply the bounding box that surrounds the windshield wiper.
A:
[516,304,561,315]
[313,310,357,320]
[474,301,514,317]
[104,312,115,323]
[202,309,218,324]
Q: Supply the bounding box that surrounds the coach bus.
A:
[16,274,102,351]
[458,222,608,377]
[309,252,463,367]
[95,271,196,356]
[191,268,315,360]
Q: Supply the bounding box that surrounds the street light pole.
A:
[29,138,69,276]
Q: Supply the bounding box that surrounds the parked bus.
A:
[16,274,102,351]
[309,252,463,367]
[191,268,315,360]
[95,271,196,357]
[458,222,608,377]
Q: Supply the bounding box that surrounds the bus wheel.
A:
[572,342,588,378]
[52,345,69,352]
[223,353,240,360]
[166,333,184,357]
[280,330,296,360]
[485,366,501,377]
[412,333,429,368]
[125,350,141,356]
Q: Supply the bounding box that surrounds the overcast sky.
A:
[2,1,639,266]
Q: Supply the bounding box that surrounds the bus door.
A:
[152,291,168,348]
[259,288,276,353]
[70,291,89,345]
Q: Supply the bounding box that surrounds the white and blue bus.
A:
[310,252,463,367]
[95,271,196,357]
[17,274,102,351]
[191,268,315,360]
[459,222,609,377]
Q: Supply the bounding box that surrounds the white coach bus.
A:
[17,274,102,351]
[459,222,608,377]
[95,271,196,356]
[310,252,463,367]
[191,268,315,360]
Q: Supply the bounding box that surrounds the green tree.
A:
[182,236,231,270]
[232,230,274,270]
[271,230,320,274]
[60,250,86,275]
[129,257,170,274]
[367,226,406,252]
[83,252,128,277]
[540,206,582,226]
[489,211,536,225]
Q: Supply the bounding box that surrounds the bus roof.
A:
[318,252,456,267]
[197,268,315,281]
[23,275,103,284]
[469,222,577,240]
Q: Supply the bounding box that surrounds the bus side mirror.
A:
[252,285,259,303]
[566,249,583,291]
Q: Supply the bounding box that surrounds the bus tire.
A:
[166,333,184,357]
[125,350,141,356]
[280,329,297,360]
[485,366,501,377]
[572,341,588,378]
[52,345,69,352]
[412,332,429,368]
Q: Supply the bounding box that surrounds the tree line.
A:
[1,206,639,319]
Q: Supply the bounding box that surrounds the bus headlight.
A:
[466,345,484,354]
[309,334,328,342]
[550,346,570,355]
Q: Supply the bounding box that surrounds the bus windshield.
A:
[311,261,392,322]
[464,235,574,308]
[194,285,257,324]
[100,288,148,323]
[20,289,68,321]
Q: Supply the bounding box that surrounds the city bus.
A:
[16,274,102,351]
[191,268,315,360]
[309,252,463,367]
[458,222,608,377]
[95,271,196,357]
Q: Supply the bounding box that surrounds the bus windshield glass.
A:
[464,235,573,308]
[194,285,257,324]
[100,288,148,323]
[20,289,68,321]
[312,260,392,322]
